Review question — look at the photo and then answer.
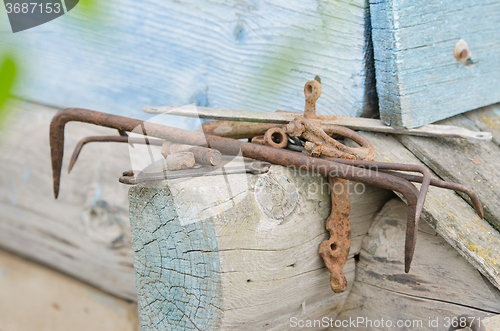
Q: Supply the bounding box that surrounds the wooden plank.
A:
[364,131,500,291]
[0,249,139,331]
[370,0,500,128]
[0,0,376,121]
[336,199,500,331]
[129,162,392,330]
[0,100,137,300]
[464,103,500,147]
[397,114,500,231]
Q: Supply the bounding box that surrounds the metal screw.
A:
[454,39,471,63]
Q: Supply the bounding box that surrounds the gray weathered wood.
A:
[0,0,376,121]
[364,131,500,291]
[0,100,136,300]
[370,0,500,128]
[129,163,392,330]
[397,114,500,231]
[336,199,500,330]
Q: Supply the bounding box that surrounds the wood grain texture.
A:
[370,0,500,128]
[397,115,500,231]
[0,100,136,300]
[336,199,499,331]
[128,163,392,330]
[464,103,500,147]
[0,0,376,122]
[364,131,500,291]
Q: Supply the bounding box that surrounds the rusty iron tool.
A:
[161,141,222,166]
[448,314,486,331]
[49,108,482,277]
[68,135,164,173]
[144,107,492,141]
[119,161,271,185]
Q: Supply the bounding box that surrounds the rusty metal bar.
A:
[318,177,350,292]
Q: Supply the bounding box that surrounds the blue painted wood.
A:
[129,187,222,330]
[370,0,500,129]
[0,0,375,127]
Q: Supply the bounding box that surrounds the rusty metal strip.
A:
[318,177,350,292]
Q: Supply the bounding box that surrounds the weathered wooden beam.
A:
[129,164,392,330]
[0,0,376,120]
[370,0,500,128]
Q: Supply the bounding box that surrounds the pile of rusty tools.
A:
[49,80,484,293]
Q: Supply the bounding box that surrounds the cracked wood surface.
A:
[335,199,500,331]
[370,0,500,128]
[129,163,392,330]
[365,131,500,292]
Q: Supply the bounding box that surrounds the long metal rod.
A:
[142,105,492,140]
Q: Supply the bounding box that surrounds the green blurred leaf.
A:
[78,0,98,16]
[0,55,17,123]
